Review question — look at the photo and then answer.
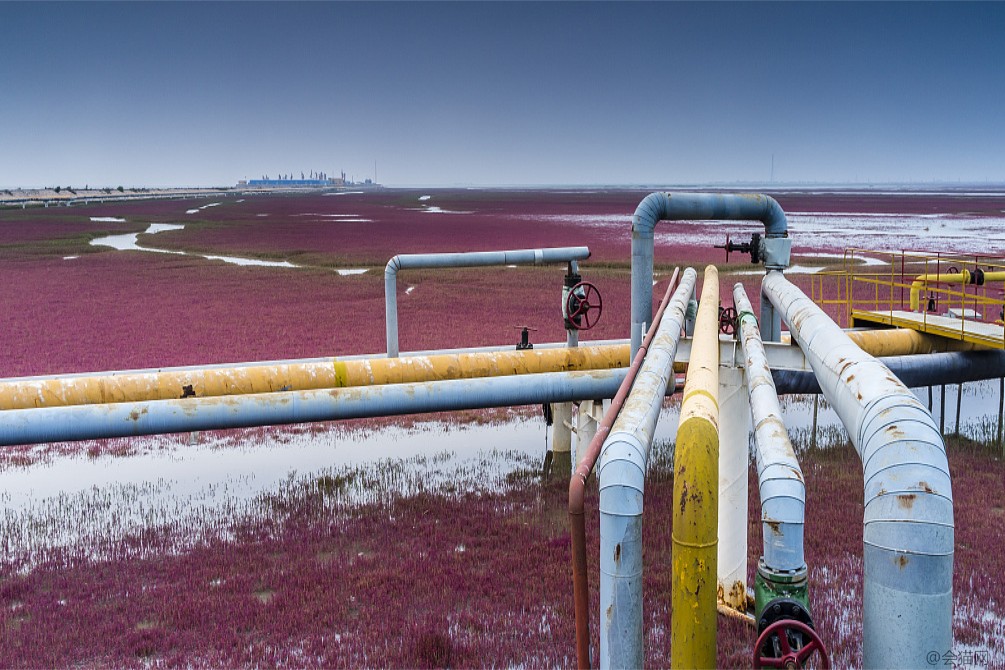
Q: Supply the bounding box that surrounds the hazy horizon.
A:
[3,1,1004,189]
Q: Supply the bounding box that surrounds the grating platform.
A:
[851,309,1005,349]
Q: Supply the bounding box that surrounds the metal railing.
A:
[811,249,1005,347]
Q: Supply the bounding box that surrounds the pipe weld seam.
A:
[682,387,719,410]
[862,540,954,557]
[863,518,955,529]
[671,536,718,549]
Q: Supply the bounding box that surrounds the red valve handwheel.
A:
[566,281,603,330]
[753,619,830,670]
[720,306,738,335]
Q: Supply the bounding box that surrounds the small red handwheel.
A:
[719,306,738,335]
[566,281,603,330]
[753,619,830,669]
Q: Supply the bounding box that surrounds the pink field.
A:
[2,188,1004,667]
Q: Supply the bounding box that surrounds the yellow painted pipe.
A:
[672,265,720,670]
[847,328,981,355]
[2,327,966,412]
[0,345,630,411]
[908,270,1005,311]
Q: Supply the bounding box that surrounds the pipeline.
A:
[596,268,697,669]
[0,344,628,411]
[774,349,1005,395]
[2,328,962,412]
[763,271,953,670]
[909,268,1005,311]
[733,284,808,620]
[630,192,790,355]
[671,265,721,670]
[846,328,980,356]
[0,368,638,447]
[384,246,591,357]
[568,267,682,669]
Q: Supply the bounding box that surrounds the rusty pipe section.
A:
[733,284,805,573]
[385,246,591,357]
[0,345,628,411]
[569,267,682,669]
[671,266,721,670]
[630,192,790,354]
[597,267,697,669]
[762,271,953,670]
[0,368,631,447]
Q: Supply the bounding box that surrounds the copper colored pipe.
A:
[568,267,680,669]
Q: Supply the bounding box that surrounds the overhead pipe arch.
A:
[630,192,791,355]
[385,246,591,357]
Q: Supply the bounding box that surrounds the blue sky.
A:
[2,1,1003,188]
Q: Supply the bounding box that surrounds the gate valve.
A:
[719,306,738,335]
[715,232,762,264]
[753,619,830,670]
[513,325,537,351]
[565,281,603,330]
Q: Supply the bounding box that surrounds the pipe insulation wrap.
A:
[629,192,788,355]
[762,271,953,670]
[733,284,806,573]
[384,246,590,357]
[671,265,721,670]
[598,267,696,669]
[0,369,637,447]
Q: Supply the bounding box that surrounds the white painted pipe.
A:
[598,267,696,669]
[734,283,805,573]
[762,271,953,670]
[717,363,751,608]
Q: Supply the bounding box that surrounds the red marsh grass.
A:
[2,430,1001,667]
[3,189,1005,665]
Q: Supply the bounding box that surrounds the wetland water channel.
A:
[2,378,1001,571]
[87,222,369,274]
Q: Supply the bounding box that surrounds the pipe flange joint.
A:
[757,596,814,635]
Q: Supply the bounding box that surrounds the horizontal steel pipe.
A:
[763,271,953,670]
[0,368,665,447]
[385,246,591,357]
[0,345,628,411]
[630,192,790,355]
[772,349,1005,394]
[846,328,980,356]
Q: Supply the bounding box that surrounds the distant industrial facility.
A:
[238,170,378,189]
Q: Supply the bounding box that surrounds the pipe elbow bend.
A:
[384,256,402,278]
[762,195,788,237]
[598,432,648,517]
[631,192,670,237]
